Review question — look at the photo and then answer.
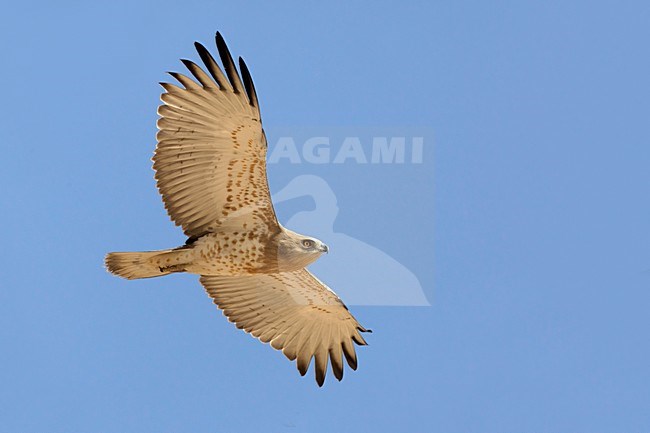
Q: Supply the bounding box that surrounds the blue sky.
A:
[1,1,649,432]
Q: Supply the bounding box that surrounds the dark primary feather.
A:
[194,41,230,90]
[167,71,200,90]
[215,32,245,95]
[180,59,217,89]
[239,57,259,109]
[342,338,358,370]
[330,345,344,381]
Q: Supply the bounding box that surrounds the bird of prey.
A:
[105,32,370,386]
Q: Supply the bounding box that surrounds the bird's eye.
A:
[302,240,313,248]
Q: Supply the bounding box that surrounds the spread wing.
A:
[153,32,279,238]
[200,269,371,386]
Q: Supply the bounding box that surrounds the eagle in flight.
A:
[105,32,370,386]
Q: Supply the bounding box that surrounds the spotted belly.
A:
[183,232,272,276]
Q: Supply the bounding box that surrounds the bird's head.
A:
[275,229,328,271]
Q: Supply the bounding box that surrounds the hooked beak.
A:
[320,244,329,253]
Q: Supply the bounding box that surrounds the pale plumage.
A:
[105,32,369,386]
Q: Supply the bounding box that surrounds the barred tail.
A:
[104,249,185,280]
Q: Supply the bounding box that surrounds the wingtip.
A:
[215,31,226,49]
[194,41,207,53]
[352,333,368,346]
[238,56,249,73]
[297,358,310,377]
